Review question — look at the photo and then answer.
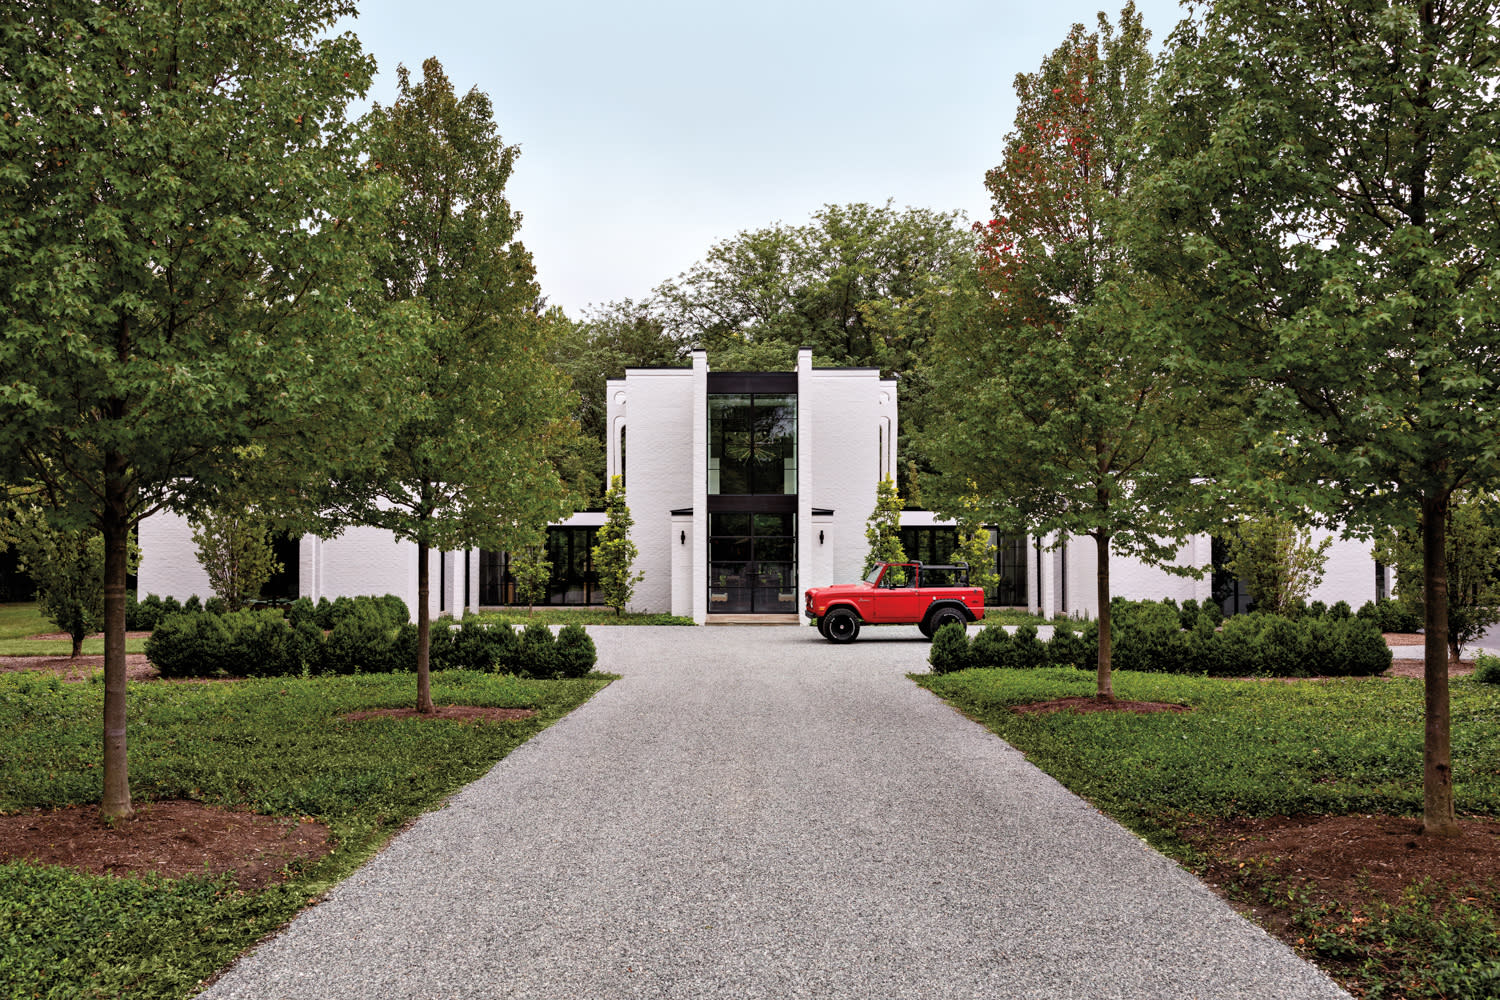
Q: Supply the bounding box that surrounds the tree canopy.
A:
[1129,0,1500,834]
[923,3,1217,700]
[0,0,398,817]
[342,57,576,712]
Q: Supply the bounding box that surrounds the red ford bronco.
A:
[804,562,985,643]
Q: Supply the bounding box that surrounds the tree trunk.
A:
[1420,490,1459,836]
[416,541,433,713]
[100,454,133,819]
[71,629,85,659]
[1094,532,1115,702]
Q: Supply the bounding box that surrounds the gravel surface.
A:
[200,625,1352,1000]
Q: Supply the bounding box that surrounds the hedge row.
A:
[144,597,596,680]
[127,593,407,633]
[931,599,1393,678]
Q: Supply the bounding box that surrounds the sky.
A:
[338,0,1190,318]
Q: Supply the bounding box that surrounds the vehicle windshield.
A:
[863,565,884,585]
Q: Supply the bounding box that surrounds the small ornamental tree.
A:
[190,504,283,611]
[954,482,1000,597]
[1223,516,1332,617]
[1376,493,1500,664]
[594,475,642,615]
[8,505,138,657]
[511,538,553,615]
[864,477,908,578]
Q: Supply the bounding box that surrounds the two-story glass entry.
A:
[707,376,797,613]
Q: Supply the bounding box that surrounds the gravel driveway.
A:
[199,625,1351,1000]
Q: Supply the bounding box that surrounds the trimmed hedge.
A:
[929,598,1393,678]
[144,595,599,680]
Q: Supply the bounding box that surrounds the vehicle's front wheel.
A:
[824,608,861,643]
[817,616,831,639]
[925,607,967,640]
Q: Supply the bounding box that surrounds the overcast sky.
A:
[339,0,1189,317]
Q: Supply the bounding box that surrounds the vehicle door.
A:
[870,563,924,621]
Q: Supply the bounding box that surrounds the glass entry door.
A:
[709,512,796,613]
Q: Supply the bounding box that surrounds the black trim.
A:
[708,372,797,393]
[706,495,798,513]
[811,508,834,517]
[671,507,693,516]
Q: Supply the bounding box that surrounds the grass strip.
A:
[0,668,610,998]
[463,608,695,626]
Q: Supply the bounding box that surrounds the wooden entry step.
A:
[706,614,802,626]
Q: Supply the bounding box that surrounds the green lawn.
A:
[0,601,148,655]
[916,667,1500,999]
[0,668,611,999]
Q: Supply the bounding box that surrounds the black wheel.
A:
[926,607,967,640]
[917,619,935,639]
[824,608,861,643]
[817,616,831,639]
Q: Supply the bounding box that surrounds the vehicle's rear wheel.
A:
[925,607,967,640]
[917,619,935,639]
[824,608,860,643]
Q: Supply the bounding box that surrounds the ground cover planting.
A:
[0,668,611,999]
[916,666,1500,999]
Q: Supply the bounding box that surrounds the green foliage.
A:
[927,621,972,674]
[952,485,1001,596]
[553,624,597,679]
[0,669,609,998]
[145,614,234,679]
[1375,493,1500,661]
[323,603,404,675]
[1223,517,1332,617]
[915,668,1500,830]
[1357,599,1424,635]
[922,6,1218,699]
[593,475,643,615]
[914,668,1500,998]
[863,477,907,577]
[1130,0,1500,832]
[190,505,283,612]
[1047,621,1091,670]
[969,624,1013,670]
[1475,654,1500,686]
[519,622,558,678]
[510,540,553,613]
[7,506,138,656]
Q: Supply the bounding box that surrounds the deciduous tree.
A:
[190,504,283,612]
[0,0,395,817]
[1129,0,1500,835]
[924,4,1214,700]
[1223,516,1332,616]
[343,58,575,712]
[7,504,137,657]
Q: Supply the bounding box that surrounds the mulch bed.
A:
[1185,814,1500,938]
[0,800,333,891]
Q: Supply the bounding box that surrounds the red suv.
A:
[804,562,985,643]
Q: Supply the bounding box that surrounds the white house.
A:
[136,347,1386,622]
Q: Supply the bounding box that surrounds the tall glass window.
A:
[708,394,797,495]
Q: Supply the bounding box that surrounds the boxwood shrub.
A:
[926,600,1392,678]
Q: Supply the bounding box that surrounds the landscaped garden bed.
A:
[916,666,1500,999]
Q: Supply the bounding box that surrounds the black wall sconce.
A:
[818,530,824,545]
[680,530,686,545]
